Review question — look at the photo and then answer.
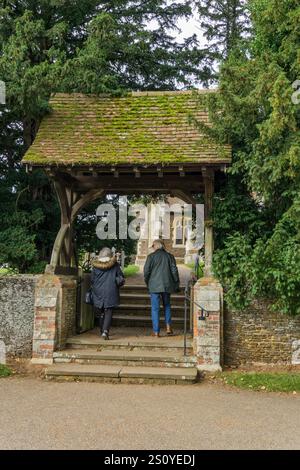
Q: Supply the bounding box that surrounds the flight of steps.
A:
[45,330,198,385]
[113,284,189,329]
[45,284,197,385]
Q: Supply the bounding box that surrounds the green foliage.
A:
[221,371,300,393]
[0,364,12,377]
[197,0,251,80]
[123,264,139,277]
[204,0,300,315]
[0,1,207,272]
[185,260,204,279]
[75,194,137,269]
[61,7,205,93]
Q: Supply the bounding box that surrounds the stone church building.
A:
[135,196,201,266]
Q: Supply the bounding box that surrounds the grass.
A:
[0,267,19,275]
[123,264,139,277]
[0,267,9,275]
[221,371,300,393]
[184,263,204,279]
[0,364,12,378]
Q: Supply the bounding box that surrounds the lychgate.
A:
[22,90,232,373]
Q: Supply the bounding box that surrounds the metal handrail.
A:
[183,280,209,356]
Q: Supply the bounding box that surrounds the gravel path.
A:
[0,377,299,450]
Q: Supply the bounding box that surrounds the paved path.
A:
[0,377,299,450]
[68,326,192,347]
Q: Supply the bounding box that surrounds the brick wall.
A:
[224,300,300,366]
[2,274,299,366]
[0,275,40,357]
[33,274,77,363]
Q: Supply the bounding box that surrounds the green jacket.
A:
[143,248,180,293]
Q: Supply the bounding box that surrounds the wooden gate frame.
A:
[43,165,216,276]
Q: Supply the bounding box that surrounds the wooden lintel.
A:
[71,178,204,193]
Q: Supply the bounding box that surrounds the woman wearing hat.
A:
[91,247,125,340]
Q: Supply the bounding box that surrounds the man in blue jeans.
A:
[144,239,180,337]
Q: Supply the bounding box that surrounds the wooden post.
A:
[46,179,105,274]
[202,167,215,277]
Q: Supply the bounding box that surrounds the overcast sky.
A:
[176,12,205,45]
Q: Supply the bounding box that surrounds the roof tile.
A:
[23,91,232,166]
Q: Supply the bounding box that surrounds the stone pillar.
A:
[193,277,223,371]
[31,274,77,364]
[202,168,214,277]
[0,340,6,365]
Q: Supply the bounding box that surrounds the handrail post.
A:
[184,285,188,356]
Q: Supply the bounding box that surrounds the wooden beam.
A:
[49,223,69,268]
[202,167,215,276]
[173,190,197,205]
[47,185,105,273]
[71,189,105,222]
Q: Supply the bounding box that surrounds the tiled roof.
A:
[23,91,232,166]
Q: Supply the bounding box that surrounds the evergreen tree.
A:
[0,1,205,272]
[200,0,300,314]
[197,0,251,78]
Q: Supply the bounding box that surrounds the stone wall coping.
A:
[0,274,41,279]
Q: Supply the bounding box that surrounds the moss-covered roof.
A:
[23,91,232,166]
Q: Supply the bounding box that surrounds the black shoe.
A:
[101,330,109,340]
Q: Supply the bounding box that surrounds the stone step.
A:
[112,315,187,327]
[121,284,187,295]
[45,363,198,384]
[119,293,186,306]
[53,348,197,368]
[66,332,193,354]
[115,306,188,319]
[114,312,188,322]
[116,304,186,312]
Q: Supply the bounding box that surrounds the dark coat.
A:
[143,248,180,294]
[91,257,125,309]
